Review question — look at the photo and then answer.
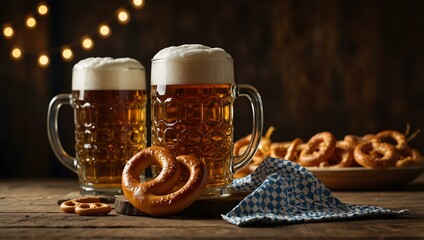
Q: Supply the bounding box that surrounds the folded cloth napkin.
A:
[222,157,409,226]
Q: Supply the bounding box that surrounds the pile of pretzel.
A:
[59,129,421,217]
[234,127,423,178]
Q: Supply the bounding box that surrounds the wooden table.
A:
[1,175,423,239]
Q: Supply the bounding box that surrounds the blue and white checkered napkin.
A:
[222,157,409,226]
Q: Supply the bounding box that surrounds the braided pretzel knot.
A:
[60,197,111,215]
[122,146,207,217]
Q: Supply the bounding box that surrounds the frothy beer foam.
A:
[151,44,235,85]
[72,57,146,90]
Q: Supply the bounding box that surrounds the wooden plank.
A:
[0,180,78,213]
[1,177,424,239]
[0,212,226,228]
[1,214,423,239]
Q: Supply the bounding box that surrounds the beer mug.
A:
[151,44,263,198]
[47,57,147,195]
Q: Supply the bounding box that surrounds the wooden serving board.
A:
[115,193,247,218]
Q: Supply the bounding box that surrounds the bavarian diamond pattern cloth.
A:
[222,157,409,226]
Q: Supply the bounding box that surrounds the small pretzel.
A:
[396,147,423,167]
[59,197,112,216]
[319,141,354,168]
[59,197,104,214]
[299,132,336,167]
[284,138,304,162]
[353,139,398,168]
[60,200,79,213]
[74,202,112,216]
[375,130,407,150]
[122,146,207,217]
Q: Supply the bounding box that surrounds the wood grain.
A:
[0,177,423,239]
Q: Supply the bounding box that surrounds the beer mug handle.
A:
[233,84,264,173]
[47,93,77,173]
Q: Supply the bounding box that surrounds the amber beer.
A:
[151,44,263,198]
[72,89,147,193]
[151,84,234,191]
[48,57,147,195]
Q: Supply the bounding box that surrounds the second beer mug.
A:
[47,57,147,195]
[151,44,263,198]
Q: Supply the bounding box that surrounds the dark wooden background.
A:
[1,0,423,178]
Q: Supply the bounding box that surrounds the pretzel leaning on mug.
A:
[122,146,208,217]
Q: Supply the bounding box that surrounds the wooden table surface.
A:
[1,175,424,239]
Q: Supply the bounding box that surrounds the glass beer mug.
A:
[151,44,263,198]
[47,57,147,195]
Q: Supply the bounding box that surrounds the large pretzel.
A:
[122,146,207,217]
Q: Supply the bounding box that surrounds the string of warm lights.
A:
[2,0,145,68]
